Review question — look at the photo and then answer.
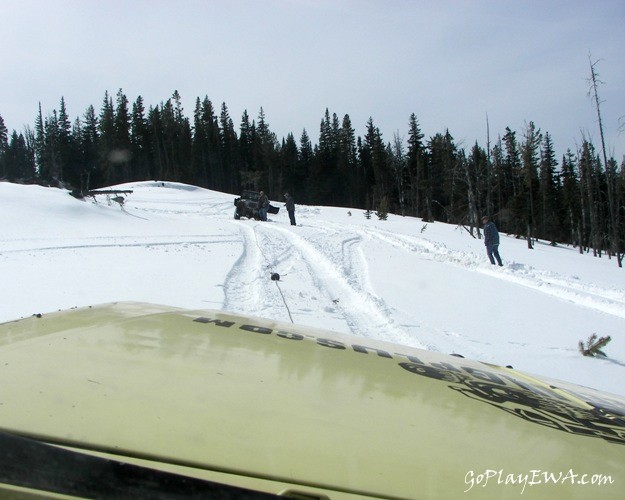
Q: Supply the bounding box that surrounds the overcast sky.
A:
[2,0,624,163]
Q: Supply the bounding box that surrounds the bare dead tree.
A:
[588,55,622,267]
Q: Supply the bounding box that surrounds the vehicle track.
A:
[314,221,625,320]
[223,221,431,349]
[0,235,238,254]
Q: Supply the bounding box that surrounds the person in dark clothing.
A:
[258,191,269,221]
[482,216,503,266]
[284,193,296,226]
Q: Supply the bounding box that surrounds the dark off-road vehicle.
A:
[234,190,279,220]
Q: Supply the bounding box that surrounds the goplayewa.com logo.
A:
[464,469,614,495]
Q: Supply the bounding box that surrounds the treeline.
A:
[0,88,624,266]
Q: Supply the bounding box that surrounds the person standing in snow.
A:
[482,216,503,266]
[284,192,296,226]
[258,191,269,221]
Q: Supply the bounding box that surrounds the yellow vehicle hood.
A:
[0,302,624,499]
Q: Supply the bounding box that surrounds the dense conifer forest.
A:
[0,88,623,267]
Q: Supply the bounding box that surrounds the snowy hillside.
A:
[1,180,623,396]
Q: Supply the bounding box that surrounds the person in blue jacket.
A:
[482,216,503,266]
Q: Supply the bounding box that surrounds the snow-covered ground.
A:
[1,180,624,396]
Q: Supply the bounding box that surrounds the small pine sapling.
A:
[578,333,611,357]
[376,197,389,221]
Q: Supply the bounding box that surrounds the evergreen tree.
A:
[617,158,625,264]
[43,110,61,184]
[254,107,277,195]
[147,105,165,179]
[113,89,132,182]
[520,121,542,248]
[313,109,342,204]
[34,103,45,178]
[192,97,220,188]
[502,127,522,235]
[279,132,299,197]
[80,105,99,190]
[97,91,116,185]
[219,102,238,193]
[130,96,151,181]
[428,131,458,222]
[297,129,313,203]
[0,114,7,178]
[160,98,177,179]
[170,90,193,183]
[406,113,426,217]
[490,140,505,222]
[538,132,560,243]
[57,97,74,186]
[578,140,602,255]
[5,131,36,181]
[606,156,623,266]
[338,114,358,208]
[238,110,257,189]
[390,132,406,214]
[365,118,391,212]
[560,150,582,250]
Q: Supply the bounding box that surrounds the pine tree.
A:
[57,97,73,185]
[0,114,7,178]
[337,115,358,208]
[34,103,45,179]
[98,91,116,185]
[490,140,505,224]
[390,132,406,214]
[365,118,391,213]
[376,196,389,220]
[5,131,36,181]
[297,129,313,203]
[219,102,238,193]
[428,131,458,222]
[113,89,132,182]
[521,121,542,249]
[538,132,559,244]
[43,110,61,184]
[502,127,523,235]
[80,105,99,191]
[255,107,277,194]
[130,96,150,181]
[406,113,425,217]
[238,110,257,189]
[279,133,299,198]
[311,108,339,204]
[560,150,582,250]
[579,140,602,256]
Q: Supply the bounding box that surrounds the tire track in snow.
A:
[248,223,430,349]
[1,237,238,254]
[345,224,625,320]
[221,223,289,320]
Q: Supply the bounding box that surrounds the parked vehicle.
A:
[234,190,279,220]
